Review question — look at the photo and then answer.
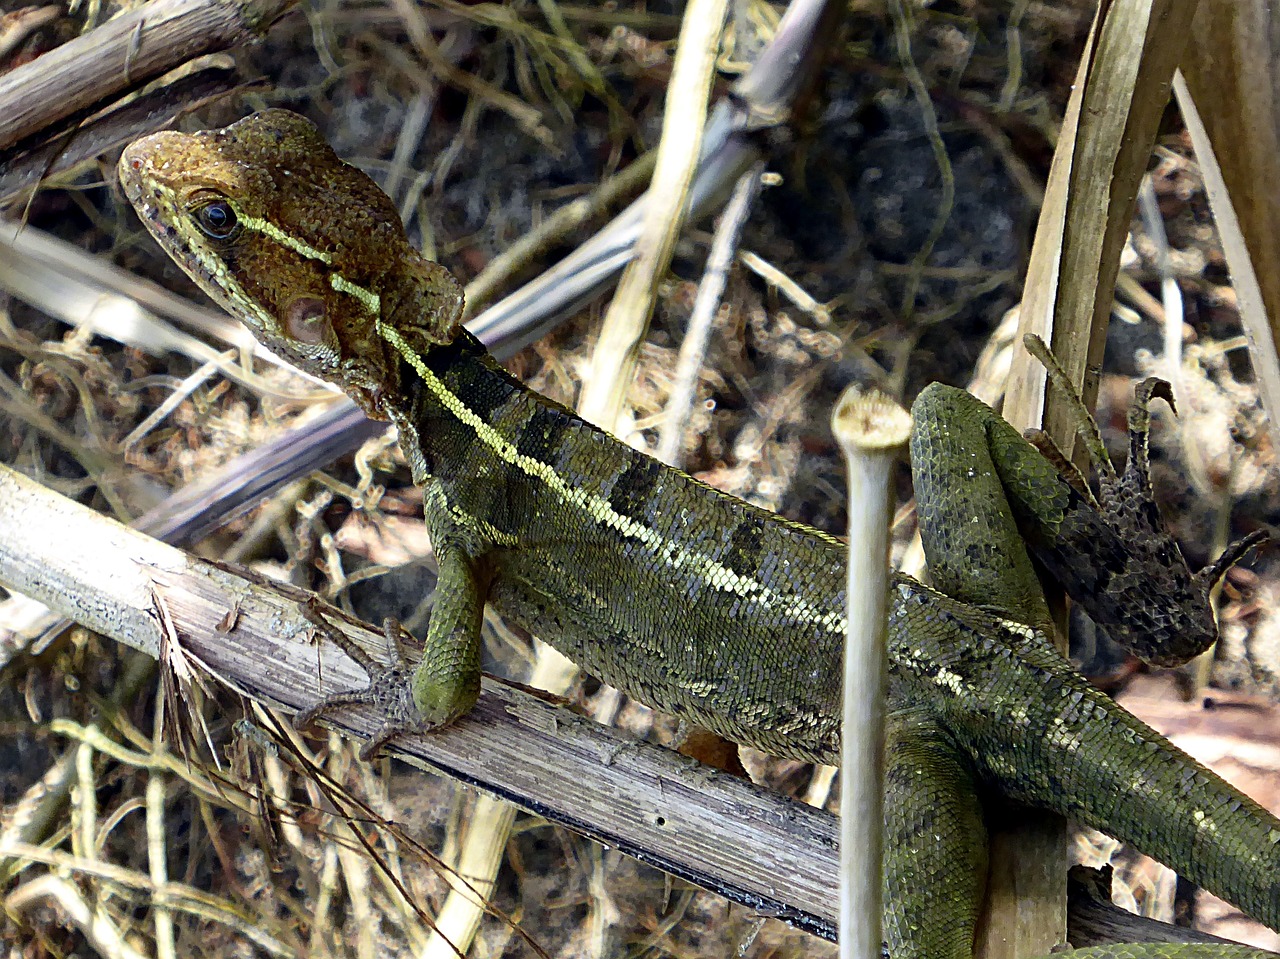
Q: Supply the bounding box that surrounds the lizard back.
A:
[394,329,849,763]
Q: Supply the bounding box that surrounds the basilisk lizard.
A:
[119,111,1279,958]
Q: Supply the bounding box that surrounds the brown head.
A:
[118,110,464,417]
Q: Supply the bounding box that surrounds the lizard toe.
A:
[292,659,422,737]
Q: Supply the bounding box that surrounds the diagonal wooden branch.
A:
[0,0,297,153]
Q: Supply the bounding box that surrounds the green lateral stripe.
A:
[240,213,334,264]
[331,274,380,313]
[148,189,280,333]
[379,321,847,635]
[237,210,382,316]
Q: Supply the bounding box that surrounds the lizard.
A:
[118,110,1280,959]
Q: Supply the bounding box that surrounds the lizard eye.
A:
[193,200,239,240]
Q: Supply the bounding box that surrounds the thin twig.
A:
[656,161,763,466]
[577,0,730,430]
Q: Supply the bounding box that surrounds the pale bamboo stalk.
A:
[831,387,911,959]
[146,771,178,959]
[1173,69,1280,457]
[421,798,517,958]
[1180,0,1280,458]
[433,5,731,949]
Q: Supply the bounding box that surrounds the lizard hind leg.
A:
[883,707,988,959]
[1012,335,1265,666]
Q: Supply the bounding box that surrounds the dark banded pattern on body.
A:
[391,326,849,761]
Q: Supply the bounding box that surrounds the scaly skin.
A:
[119,111,1278,958]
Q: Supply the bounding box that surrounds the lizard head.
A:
[118,110,464,419]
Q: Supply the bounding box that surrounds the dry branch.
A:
[0,463,1267,951]
[0,0,296,152]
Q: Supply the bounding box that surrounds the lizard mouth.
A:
[117,146,197,271]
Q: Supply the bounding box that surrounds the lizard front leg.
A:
[294,492,490,758]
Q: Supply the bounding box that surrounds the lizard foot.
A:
[1022,333,1268,665]
[293,599,432,760]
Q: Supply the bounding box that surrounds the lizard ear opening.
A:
[285,297,332,345]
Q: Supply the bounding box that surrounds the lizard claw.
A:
[293,602,431,759]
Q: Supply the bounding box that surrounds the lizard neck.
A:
[383,328,575,493]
